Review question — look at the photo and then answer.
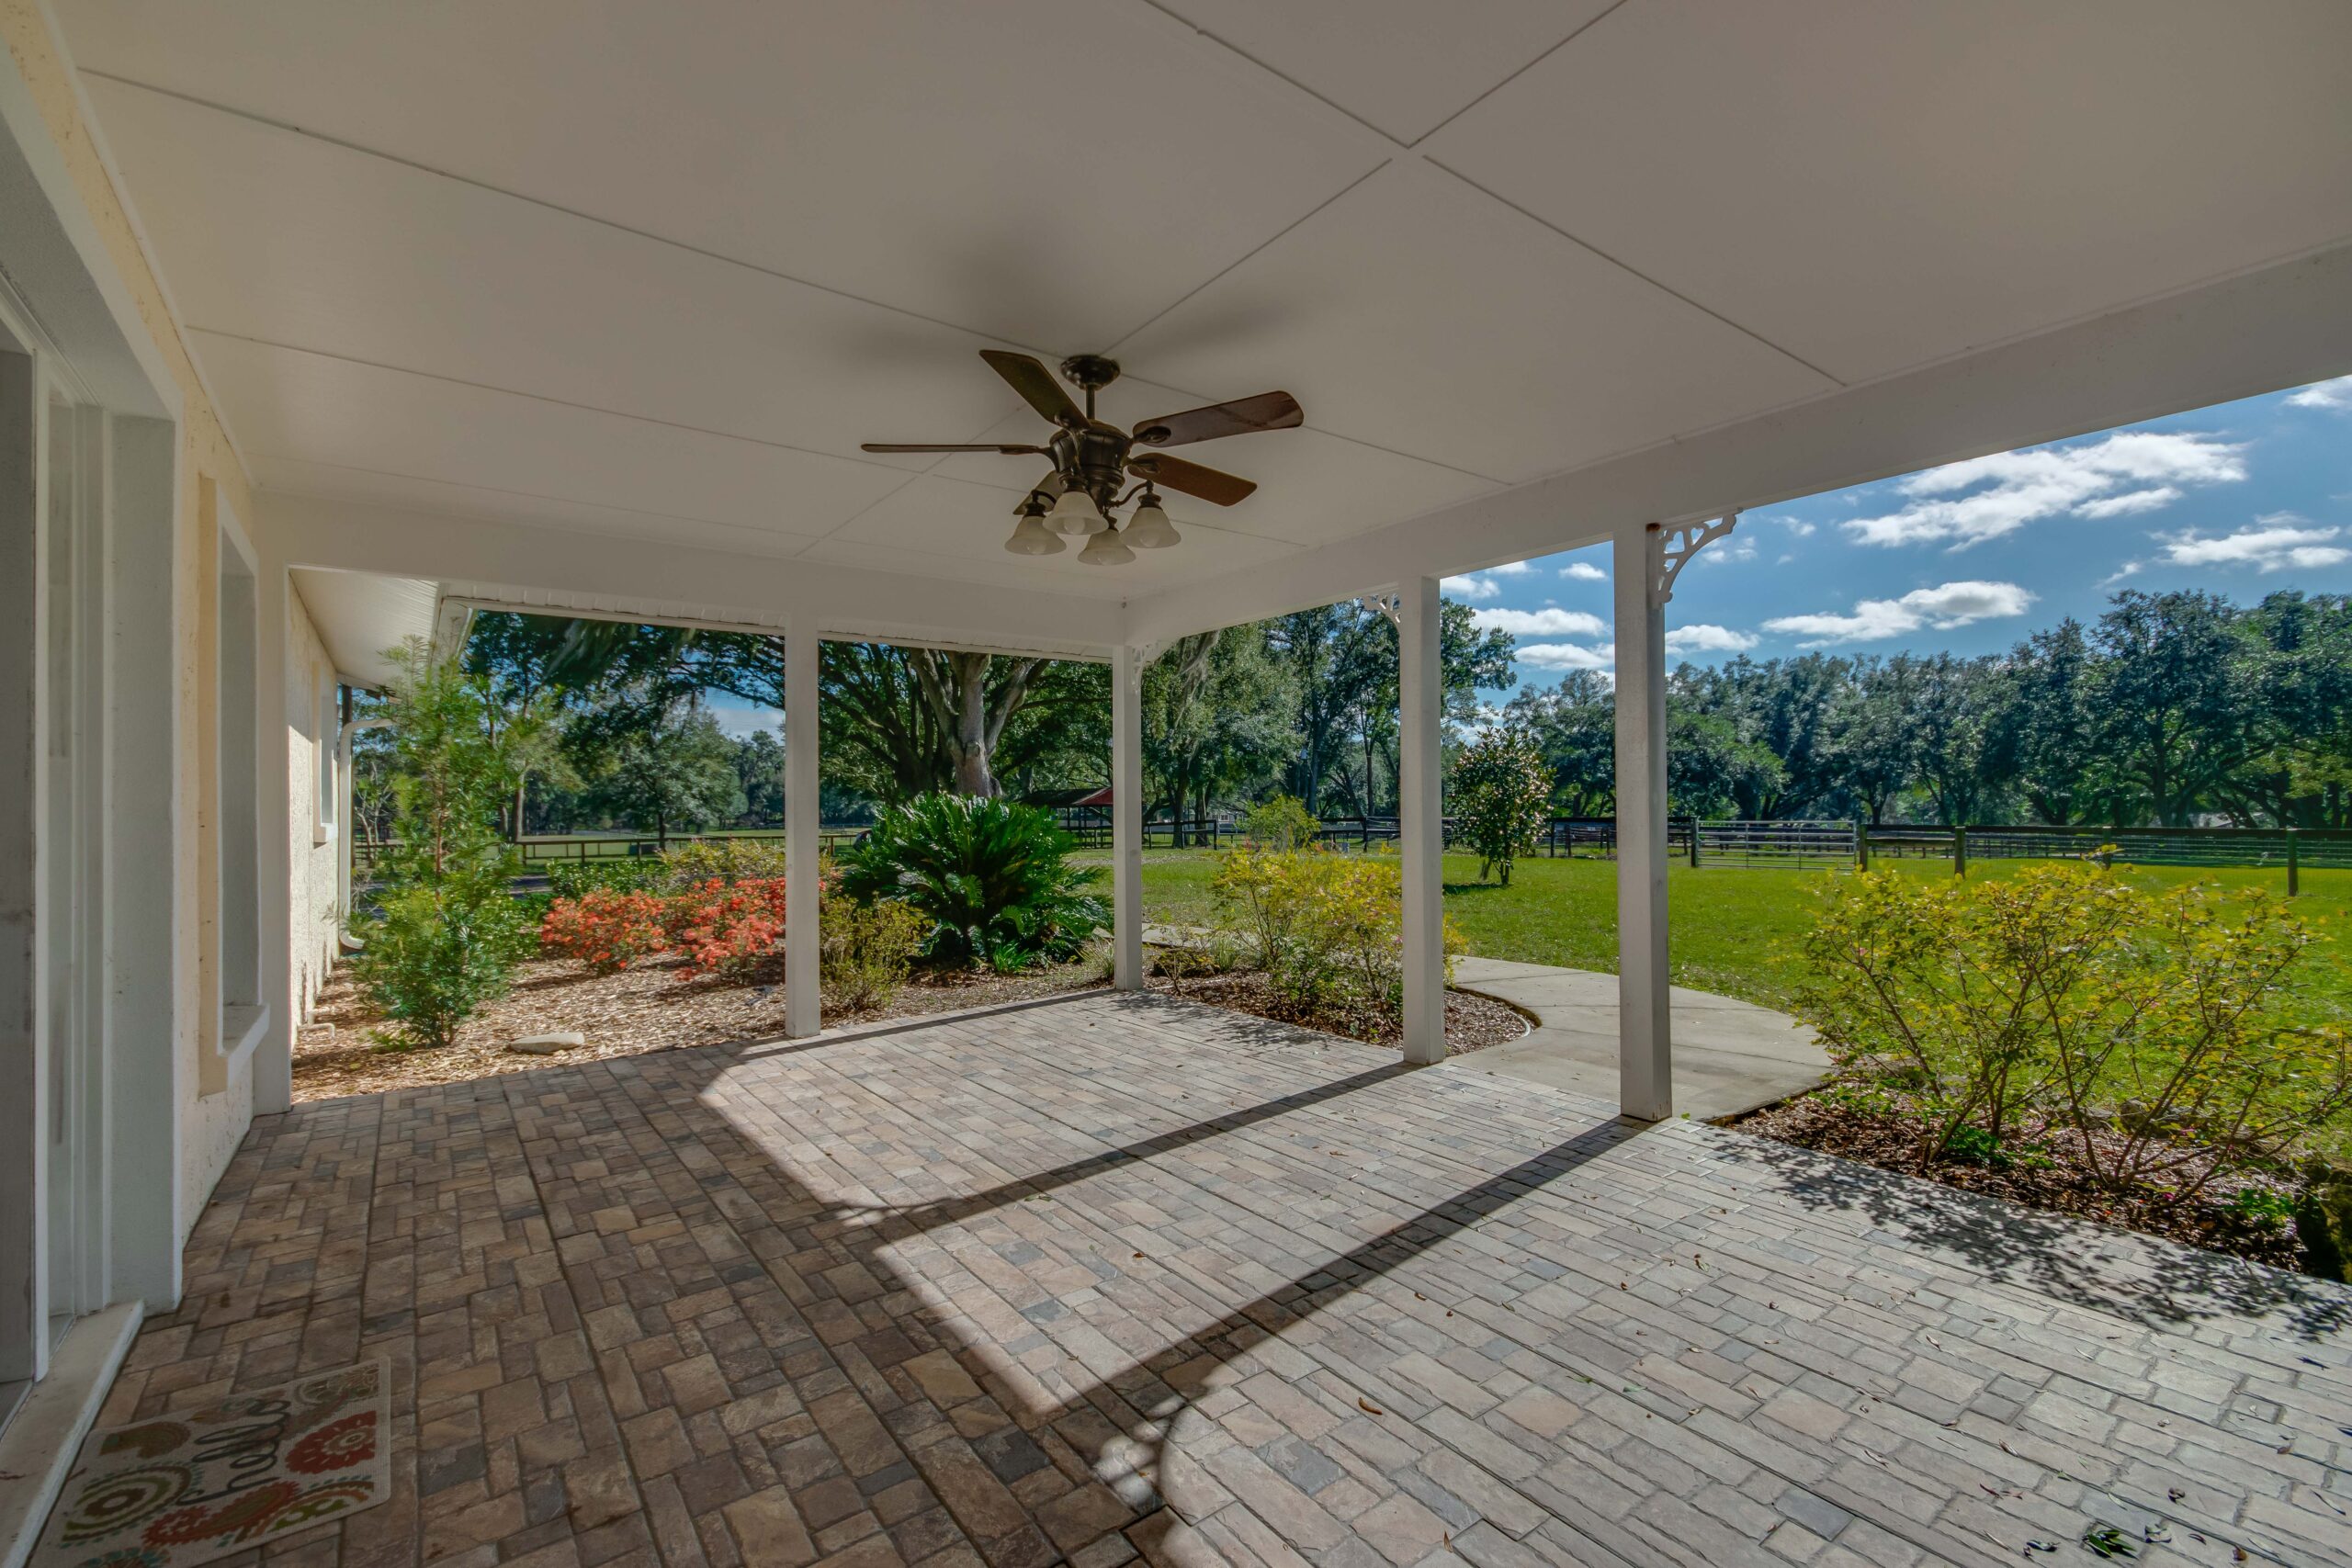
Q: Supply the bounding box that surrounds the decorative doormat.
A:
[34,1359,390,1568]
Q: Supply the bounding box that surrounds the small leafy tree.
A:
[1450,728,1549,886]
[836,794,1105,971]
[352,643,526,1048]
[1242,795,1319,852]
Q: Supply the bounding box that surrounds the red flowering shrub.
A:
[539,888,671,974]
[668,877,792,980]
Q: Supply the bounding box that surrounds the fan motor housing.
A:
[1050,425,1132,510]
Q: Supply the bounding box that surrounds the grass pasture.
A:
[1079,846,2352,1017]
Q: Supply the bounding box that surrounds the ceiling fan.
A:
[862,350,1302,564]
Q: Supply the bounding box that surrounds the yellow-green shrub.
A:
[1210,845,1464,1028]
[1796,863,2351,1201]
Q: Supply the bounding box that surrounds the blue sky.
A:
[1449,375,2352,700]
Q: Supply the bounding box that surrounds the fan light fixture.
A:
[860,352,1302,569]
[1004,495,1065,556]
[1124,490,1179,549]
[1078,525,1135,566]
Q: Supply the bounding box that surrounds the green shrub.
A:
[662,837,788,888]
[545,858,669,900]
[1242,795,1319,852]
[1450,728,1550,886]
[820,885,927,1011]
[1209,844,1464,1029]
[351,643,527,1048]
[1796,863,2352,1201]
[835,794,1106,971]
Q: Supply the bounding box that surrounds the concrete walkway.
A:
[1450,956,1829,1121]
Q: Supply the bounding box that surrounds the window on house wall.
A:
[316,682,337,844]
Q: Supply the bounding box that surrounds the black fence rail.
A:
[1859,821,2351,891]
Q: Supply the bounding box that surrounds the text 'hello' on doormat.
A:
[34,1359,391,1568]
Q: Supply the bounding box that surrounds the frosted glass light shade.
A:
[1004,512,1065,555]
[1047,488,1105,535]
[1124,498,1179,548]
[1077,525,1135,566]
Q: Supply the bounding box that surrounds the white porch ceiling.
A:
[51,0,2352,624]
[288,568,437,690]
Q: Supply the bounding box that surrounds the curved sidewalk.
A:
[1448,955,1829,1121]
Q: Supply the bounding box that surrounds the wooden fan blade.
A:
[1131,390,1302,448]
[978,350,1085,428]
[1129,453,1255,506]
[861,443,1048,454]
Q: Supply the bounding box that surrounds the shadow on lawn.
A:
[1719,1129,2352,1338]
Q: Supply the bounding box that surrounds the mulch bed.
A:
[1731,1093,2305,1269]
[297,946,1530,1102]
[1147,968,1531,1055]
[293,953,1103,1101]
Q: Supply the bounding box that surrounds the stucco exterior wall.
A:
[2,5,263,1247]
[286,584,341,1022]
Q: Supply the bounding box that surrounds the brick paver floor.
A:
[107,992,2352,1568]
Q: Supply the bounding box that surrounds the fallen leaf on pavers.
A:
[1357,1397,1383,1416]
[2080,1523,2135,1560]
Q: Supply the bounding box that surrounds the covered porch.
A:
[5,2,2352,1562]
[125,991,2351,1567]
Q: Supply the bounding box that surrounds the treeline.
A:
[409,586,2346,840]
[1510,590,2352,828]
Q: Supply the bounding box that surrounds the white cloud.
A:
[1558,561,1607,581]
[1442,560,1538,600]
[1844,431,2245,548]
[2157,519,2348,573]
[1778,517,1817,537]
[1516,643,1613,671]
[1763,580,2035,647]
[1473,607,1608,637]
[2286,375,2352,411]
[1899,581,2036,626]
[1666,624,1759,655]
[1699,536,1758,567]
[2076,487,2180,518]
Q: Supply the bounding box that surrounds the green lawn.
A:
[1079,847,2352,1016]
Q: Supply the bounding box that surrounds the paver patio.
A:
[98,993,2352,1568]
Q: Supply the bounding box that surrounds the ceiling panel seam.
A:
[1420,158,1846,388]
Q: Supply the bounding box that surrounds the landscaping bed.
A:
[1148,964,1530,1054]
[1731,1092,2309,1270]
[292,953,1103,1101]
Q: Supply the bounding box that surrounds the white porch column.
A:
[1611,514,1735,1121]
[1397,576,1445,1065]
[1112,645,1143,990]
[1613,525,1671,1121]
[783,627,820,1038]
[251,561,293,1115]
